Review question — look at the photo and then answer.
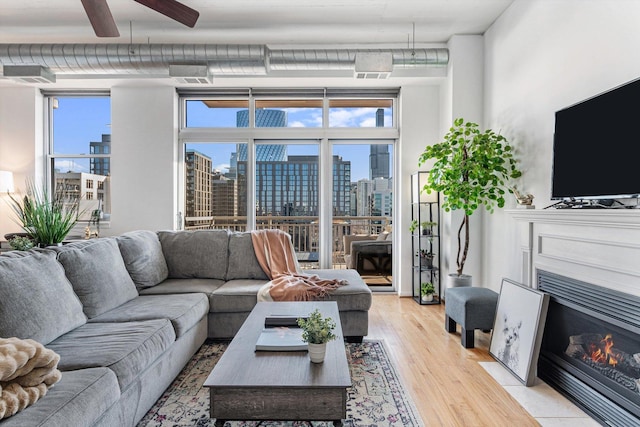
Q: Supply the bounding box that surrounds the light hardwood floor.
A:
[367,294,539,426]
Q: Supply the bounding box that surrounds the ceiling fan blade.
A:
[80,0,120,37]
[134,0,200,28]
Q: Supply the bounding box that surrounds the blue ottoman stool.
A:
[445,287,499,348]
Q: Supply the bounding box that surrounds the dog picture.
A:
[496,314,522,374]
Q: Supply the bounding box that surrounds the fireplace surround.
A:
[538,270,640,426]
[508,209,640,426]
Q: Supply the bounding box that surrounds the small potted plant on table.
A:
[297,309,337,363]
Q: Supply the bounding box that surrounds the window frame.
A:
[178,89,399,270]
[43,91,112,226]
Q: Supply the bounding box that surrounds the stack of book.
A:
[255,314,308,352]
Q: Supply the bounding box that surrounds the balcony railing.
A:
[185,215,391,269]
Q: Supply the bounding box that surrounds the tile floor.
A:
[479,362,601,426]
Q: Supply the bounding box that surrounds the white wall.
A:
[110,86,178,235]
[398,84,441,296]
[482,0,640,291]
[0,87,43,238]
[437,35,485,288]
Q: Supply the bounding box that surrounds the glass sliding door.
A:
[333,142,394,289]
[253,142,320,270]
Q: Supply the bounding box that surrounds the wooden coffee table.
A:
[204,301,351,426]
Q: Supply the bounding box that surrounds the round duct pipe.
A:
[0,44,448,76]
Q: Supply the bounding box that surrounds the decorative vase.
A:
[447,273,472,288]
[420,257,434,269]
[308,342,327,363]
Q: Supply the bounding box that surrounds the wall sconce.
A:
[0,170,14,193]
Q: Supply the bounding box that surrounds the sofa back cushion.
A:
[226,231,268,280]
[0,250,87,344]
[117,230,169,290]
[53,238,139,318]
[158,230,229,279]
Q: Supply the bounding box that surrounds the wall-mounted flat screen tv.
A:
[551,78,640,200]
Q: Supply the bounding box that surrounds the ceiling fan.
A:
[80,0,200,38]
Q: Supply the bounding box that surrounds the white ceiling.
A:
[1,0,513,46]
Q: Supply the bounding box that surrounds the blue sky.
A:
[53,98,393,181]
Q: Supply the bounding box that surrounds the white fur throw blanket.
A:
[0,337,62,420]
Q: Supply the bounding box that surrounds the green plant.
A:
[297,309,337,344]
[8,235,34,251]
[418,118,521,277]
[409,220,418,233]
[417,249,434,258]
[420,282,435,296]
[8,180,84,246]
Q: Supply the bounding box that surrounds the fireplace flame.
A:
[584,334,621,367]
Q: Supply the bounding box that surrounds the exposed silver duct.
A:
[0,44,448,77]
[269,48,449,71]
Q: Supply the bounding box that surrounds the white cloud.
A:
[214,163,230,173]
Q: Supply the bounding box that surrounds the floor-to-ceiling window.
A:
[179,89,397,288]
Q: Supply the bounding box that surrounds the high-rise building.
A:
[237,155,350,217]
[235,109,288,164]
[185,149,212,224]
[54,171,110,219]
[211,171,237,217]
[369,109,390,179]
[369,145,390,180]
[90,134,111,176]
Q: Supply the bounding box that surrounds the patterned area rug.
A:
[138,340,423,427]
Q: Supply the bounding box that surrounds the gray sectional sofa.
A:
[0,229,372,427]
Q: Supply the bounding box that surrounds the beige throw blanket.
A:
[251,229,347,301]
[0,337,62,420]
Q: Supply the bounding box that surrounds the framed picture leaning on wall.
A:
[489,278,550,386]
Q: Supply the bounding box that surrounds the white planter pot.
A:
[308,342,327,363]
[447,273,472,288]
[421,294,434,302]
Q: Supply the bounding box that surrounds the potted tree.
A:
[8,180,84,247]
[297,309,337,363]
[418,118,521,287]
[420,282,436,302]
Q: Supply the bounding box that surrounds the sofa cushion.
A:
[0,250,86,345]
[47,320,175,391]
[226,232,268,280]
[89,294,209,338]
[310,269,373,311]
[0,367,120,427]
[53,238,139,318]
[158,230,229,279]
[211,279,271,312]
[116,230,169,290]
[139,278,225,313]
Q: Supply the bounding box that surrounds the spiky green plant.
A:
[297,309,337,344]
[8,180,84,246]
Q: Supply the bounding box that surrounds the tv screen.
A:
[551,78,640,200]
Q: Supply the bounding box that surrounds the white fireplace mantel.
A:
[507,209,640,297]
